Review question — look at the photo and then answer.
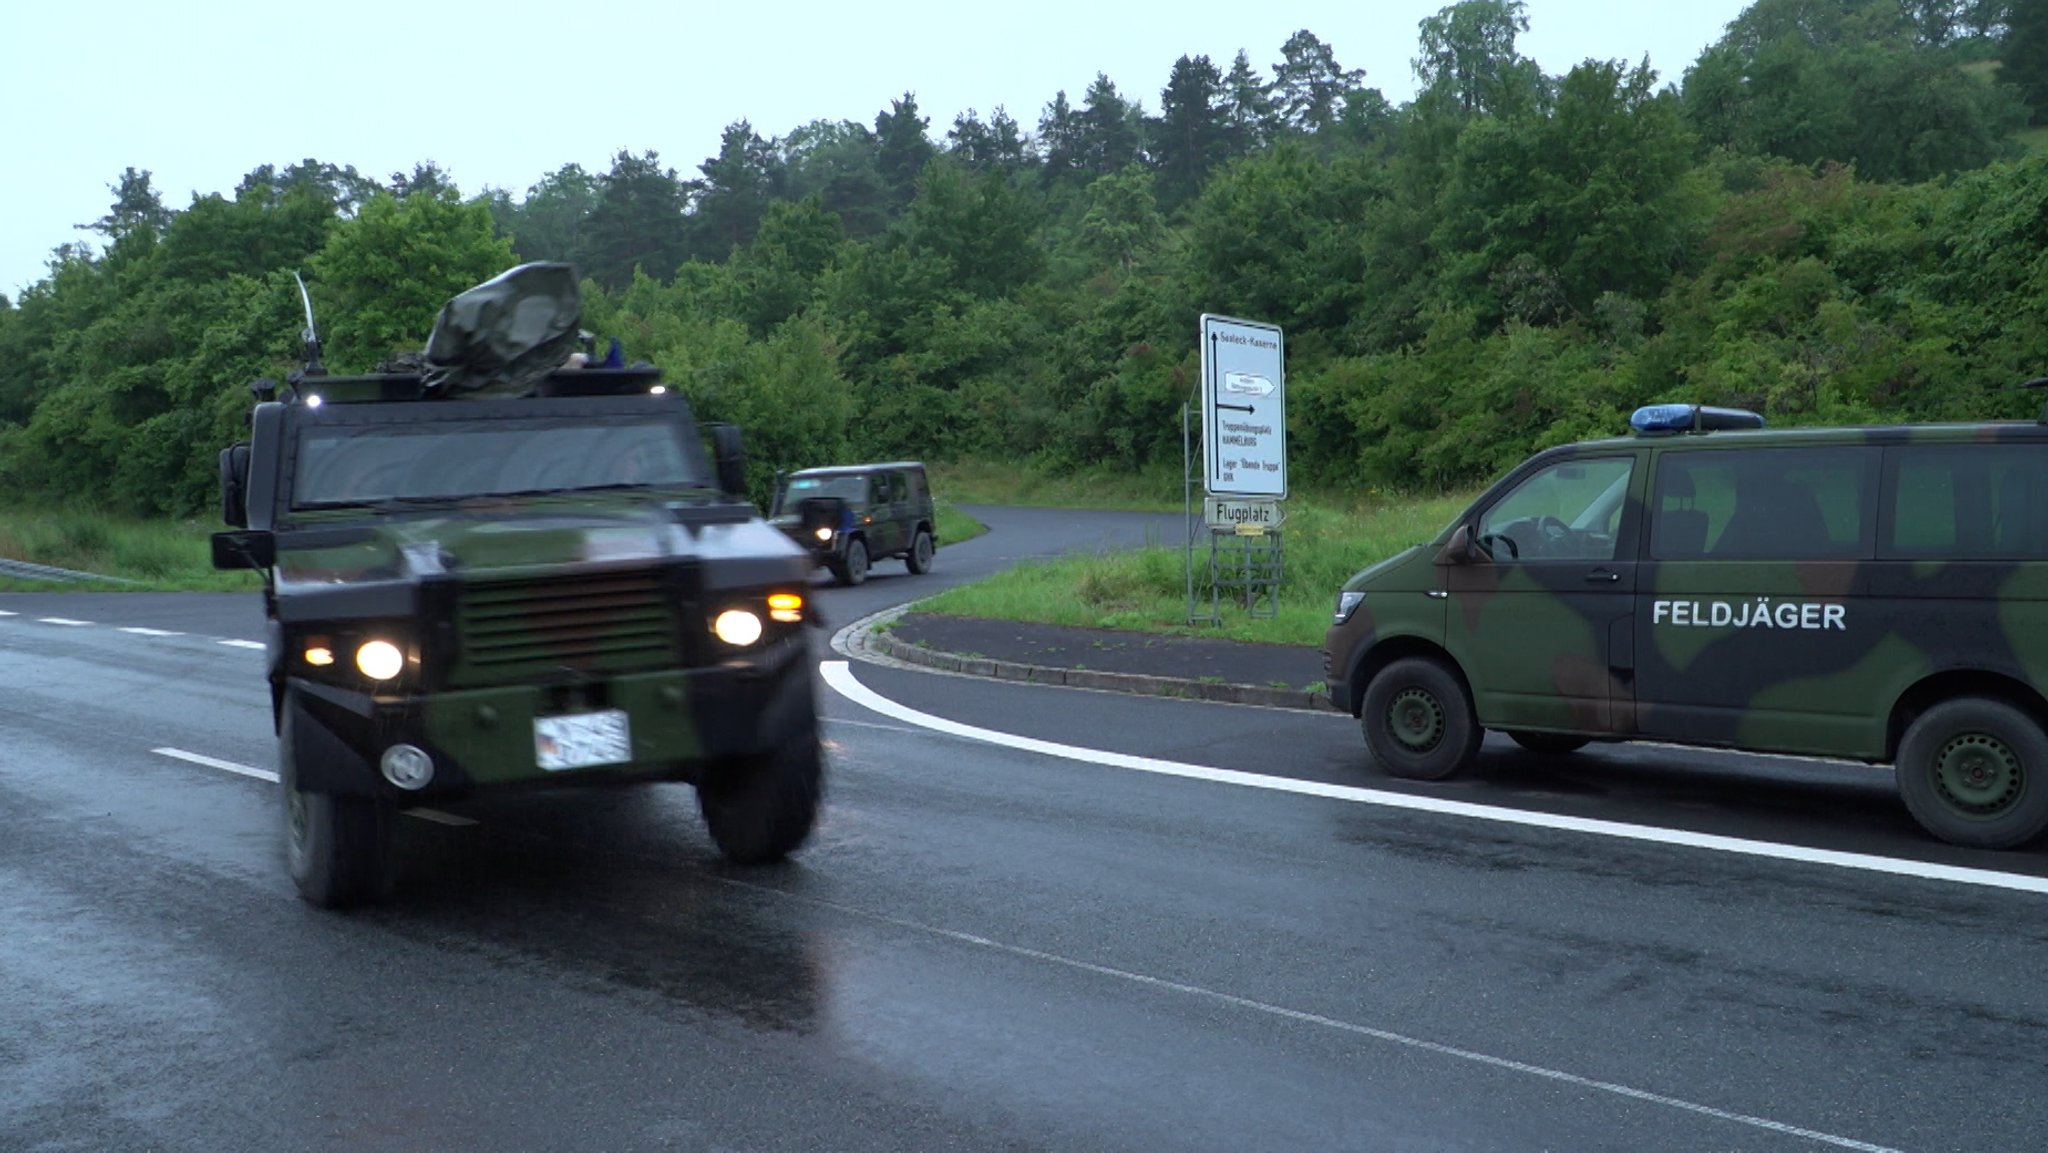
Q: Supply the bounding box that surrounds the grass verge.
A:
[0,509,260,592]
[912,492,1473,647]
[934,502,988,546]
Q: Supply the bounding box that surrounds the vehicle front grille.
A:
[454,569,677,683]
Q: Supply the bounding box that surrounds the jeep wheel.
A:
[698,720,824,864]
[1508,731,1589,755]
[906,528,934,575]
[1360,657,1481,781]
[832,537,870,586]
[280,691,392,909]
[1897,698,2048,849]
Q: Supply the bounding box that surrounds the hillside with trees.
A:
[3,0,2046,516]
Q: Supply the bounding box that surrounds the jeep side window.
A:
[1652,447,1873,561]
[1885,445,2048,558]
[1476,457,1633,561]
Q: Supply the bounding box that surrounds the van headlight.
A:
[1334,591,1366,625]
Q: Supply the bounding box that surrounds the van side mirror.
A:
[709,424,746,500]
[1438,523,1475,565]
[219,442,252,528]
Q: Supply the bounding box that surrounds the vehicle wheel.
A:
[698,720,824,864]
[279,691,391,909]
[832,537,869,586]
[906,528,934,575]
[1896,698,2048,849]
[1508,731,1589,755]
[1360,657,1482,781]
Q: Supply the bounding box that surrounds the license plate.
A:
[534,710,632,771]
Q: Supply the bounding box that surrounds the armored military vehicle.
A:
[1323,401,2048,851]
[212,264,834,908]
[767,462,936,586]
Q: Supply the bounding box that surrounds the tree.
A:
[575,150,694,289]
[2006,0,2048,123]
[1151,55,1231,210]
[1222,50,1278,155]
[1075,73,1146,177]
[1039,90,1086,184]
[947,106,1032,173]
[1413,0,1545,118]
[1270,30,1366,134]
[78,167,171,246]
[728,197,846,334]
[875,93,937,207]
[693,120,785,260]
[1078,167,1165,270]
[310,190,516,368]
[509,163,599,262]
[780,120,892,238]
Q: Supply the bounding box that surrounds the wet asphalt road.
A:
[3,506,2047,1152]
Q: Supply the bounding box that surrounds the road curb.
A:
[832,604,1339,714]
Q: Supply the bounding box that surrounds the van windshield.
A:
[773,476,867,514]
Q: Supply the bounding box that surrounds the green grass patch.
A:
[2018,125,2048,155]
[0,509,261,592]
[934,502,988,546]
[914,491,1474,646]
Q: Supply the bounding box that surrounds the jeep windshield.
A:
[771,475,867,514]
[291,414,709,510]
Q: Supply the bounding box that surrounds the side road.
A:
[841,607,1340,713]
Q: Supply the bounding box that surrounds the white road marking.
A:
[152,747,276,783]
[821,660,2048,898]
[118,627,182,637]
[823,716,924,735]
[721,874,1901,1153]
[0,609,15,616]
[217,639,265,650]
[147,748,476,826]
[38,617,90,626]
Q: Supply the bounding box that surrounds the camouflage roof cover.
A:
[422,263,582,399]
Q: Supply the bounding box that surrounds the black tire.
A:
[832,537,870,586]
[1896,698,2048,849]
[906,528,934,575]
[1508,731,1589,755]
[280,691,392,909]
[698,721,824,864]
[1360,656,1482,781]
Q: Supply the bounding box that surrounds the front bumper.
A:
[284,635,814,800]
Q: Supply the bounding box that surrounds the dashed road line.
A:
[148,747,477,827]
[37,617,90,626]
[216,639,266,650]
[118,626,182,637]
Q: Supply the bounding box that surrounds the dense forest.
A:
[5,0,2048,516]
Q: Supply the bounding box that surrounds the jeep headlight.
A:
[355,639,405,680]
[1334,591,1366,625]
[712,609,764,647]
[813,526,832,542]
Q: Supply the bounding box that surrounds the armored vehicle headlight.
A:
[355,639,405,680]
[1334,591,1366,624]
[713,609,764,647]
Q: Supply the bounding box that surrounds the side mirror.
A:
[710,424,746,500]
[219,442,252,528]
[211,529,275,572]
[797,496,845,540]
[1437,523,1475,565]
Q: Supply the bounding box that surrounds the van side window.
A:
[1651,448,1873,561]
[1476,457,1634,561]
[1884,445,2048,558]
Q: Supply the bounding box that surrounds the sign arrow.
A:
[1216,401,1254,414]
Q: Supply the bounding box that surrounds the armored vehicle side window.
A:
[1651,447,1873,561]
[1477,457,1634,561]
[1884,445,2048,558]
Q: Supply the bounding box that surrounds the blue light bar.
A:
[1629,404,1766,435]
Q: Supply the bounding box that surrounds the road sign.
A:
[1203,497,1284,531]
[1200,314,1285,498]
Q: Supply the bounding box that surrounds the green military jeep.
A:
[212,264,830,908]
[1323,401,2048,851]
[768,462,937,586]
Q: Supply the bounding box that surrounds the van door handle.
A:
[1585,569,1620,583]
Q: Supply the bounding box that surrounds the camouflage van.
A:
[212,264,828,908]
[1322,402,2048,850]
[767,462,936,586]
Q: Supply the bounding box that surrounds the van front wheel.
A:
[1897,698,2048,849]
[1360,657,1481,781]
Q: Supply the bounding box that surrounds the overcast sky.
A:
[0,0,1753,299]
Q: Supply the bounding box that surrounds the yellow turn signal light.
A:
[768,593,804,623]
[305,646,335,667]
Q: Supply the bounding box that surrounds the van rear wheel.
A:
[1360,657,1481,781]
[1897,698,2048,849]
[906,528,934,574]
